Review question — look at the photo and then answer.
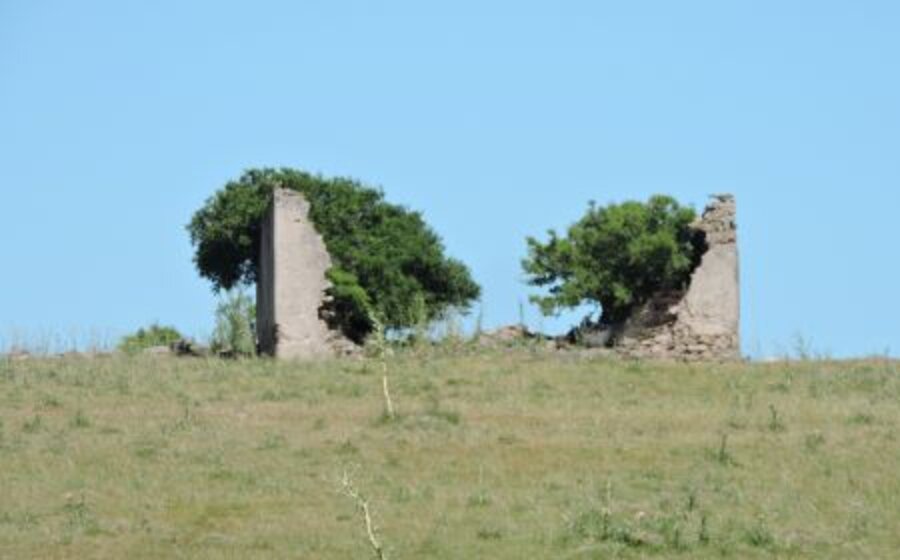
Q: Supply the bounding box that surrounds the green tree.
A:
[187,168,480,343]
[523,195,704,326]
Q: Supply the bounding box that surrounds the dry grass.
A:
[1,349,898,558]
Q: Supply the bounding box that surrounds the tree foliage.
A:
[523,195,704,325]
[187,168,480,342]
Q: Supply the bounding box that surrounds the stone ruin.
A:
[256,187,739,361]
[614,194,740,360]
[256,188,355,359]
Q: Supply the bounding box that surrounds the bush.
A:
[118,324,182,353]
[187,168,481,343]
[522,195,704,325]
[211,291,256,357]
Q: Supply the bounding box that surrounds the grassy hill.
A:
[1,349,898,558]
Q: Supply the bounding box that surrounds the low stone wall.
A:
[616,194,741,361]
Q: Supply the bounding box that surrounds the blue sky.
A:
[1,1,898,357]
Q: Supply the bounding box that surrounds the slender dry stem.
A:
[382,365,395,420]
[340,470,387,560]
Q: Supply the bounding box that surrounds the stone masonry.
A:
[616,194,740,360]
[256,188,352,359]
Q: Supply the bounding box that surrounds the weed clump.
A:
[118,323,182,354]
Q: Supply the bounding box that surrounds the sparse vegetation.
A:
[1,352,898,558]
[210,290,256,357]
[117,323,182,353]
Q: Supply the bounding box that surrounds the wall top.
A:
[697,193,737,245]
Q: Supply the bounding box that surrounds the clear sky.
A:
[2,1,898,357]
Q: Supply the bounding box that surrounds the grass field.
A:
[1,348,898,558]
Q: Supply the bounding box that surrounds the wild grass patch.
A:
[0,353,897,558]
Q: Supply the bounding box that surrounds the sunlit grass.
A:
[1,350,898,558]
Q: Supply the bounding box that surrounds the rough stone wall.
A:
[256,188,352,359]
[616,194,740,361]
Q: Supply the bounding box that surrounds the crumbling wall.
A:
[616,194,740,360]
[256,188,354,359]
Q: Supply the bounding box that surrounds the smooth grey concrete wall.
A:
[256,188,336,359]
[256,199,277,354]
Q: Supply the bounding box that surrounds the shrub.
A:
[523,195,704,325]
[211,291,256,357]
[187,168,480,343]
[118,324,182,353]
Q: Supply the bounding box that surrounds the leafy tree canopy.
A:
[187,168,480,342]
[522,195,704,325]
